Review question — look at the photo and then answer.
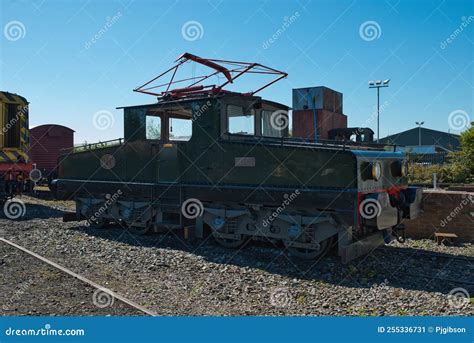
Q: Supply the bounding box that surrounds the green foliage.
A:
[146,123,161,140]
[458,123,474,174]
[409,124,474,184]
[146,117,161,140]
[296,295,306,305]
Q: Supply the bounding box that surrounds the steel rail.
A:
[0,237,158,316]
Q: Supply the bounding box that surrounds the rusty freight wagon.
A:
[30,124,74,184]
[53,53,422,262]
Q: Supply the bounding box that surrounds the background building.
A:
[380,127,460,153]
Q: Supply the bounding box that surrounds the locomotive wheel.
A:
[285,236,334,260]
[213,234,247,249]
[89,217,108,229]
[126,223,150,235]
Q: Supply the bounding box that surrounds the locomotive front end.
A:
[353,150,422,241]
[0,91,33,199]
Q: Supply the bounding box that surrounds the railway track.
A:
[0,237,158,316]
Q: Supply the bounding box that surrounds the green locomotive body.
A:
[55,92,422,262]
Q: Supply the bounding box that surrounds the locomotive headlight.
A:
[371,161,382,181]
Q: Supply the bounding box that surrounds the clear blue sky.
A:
[1,0,472,144]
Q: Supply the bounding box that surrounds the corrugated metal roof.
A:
[30,124,75,133]
[380,127,460,151]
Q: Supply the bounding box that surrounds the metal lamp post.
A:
[416,121,424,146]
[368,79,390,143]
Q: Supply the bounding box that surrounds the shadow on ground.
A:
[0,202,65,220]
[68,222,474,296]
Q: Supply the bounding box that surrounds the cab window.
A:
[227,105,255,135]
[169,118,192,141]
[146,115,161,140]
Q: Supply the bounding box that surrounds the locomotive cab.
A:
[121,95,290,144]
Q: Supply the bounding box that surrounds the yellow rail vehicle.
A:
[0,91,32,198]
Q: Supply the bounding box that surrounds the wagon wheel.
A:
[285,236,334,260]
[213,233,247,249]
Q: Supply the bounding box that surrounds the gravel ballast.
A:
[0,195,472,316]
[0,241,144,316]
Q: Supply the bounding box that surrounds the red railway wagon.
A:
[29,124,74,183]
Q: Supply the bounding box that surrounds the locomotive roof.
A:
[31,124,75,133]
[0,91,28,105]
[117,93,289,110]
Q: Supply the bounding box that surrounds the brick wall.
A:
[404,189,474,242]
[292,109,347,140]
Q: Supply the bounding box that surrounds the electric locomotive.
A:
[53,53,422,262]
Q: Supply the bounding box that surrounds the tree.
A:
[459,122,474,156]
[146,117,161,140]
[453,122,474,181]
[409,124,474,184]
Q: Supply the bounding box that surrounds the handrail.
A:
[224,133,392,151]
[60,134,395,155]
[60,138,124,154]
